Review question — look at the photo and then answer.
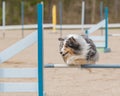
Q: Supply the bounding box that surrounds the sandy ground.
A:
[0,30,37,96]
[0,29,120,96]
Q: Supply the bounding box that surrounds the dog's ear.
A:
[67,37,80,50]
[69,37,76,43]
[58,38,64,41]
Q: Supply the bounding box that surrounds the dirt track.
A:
[0,29,120,96]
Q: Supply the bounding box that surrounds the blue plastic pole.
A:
[105,7,108,50]
[38,4,43,96]
[21,0,24,38]
[2,0,6,38]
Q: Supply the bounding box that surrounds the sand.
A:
[0,29,120,96]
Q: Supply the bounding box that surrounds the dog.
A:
[58,34,99,67]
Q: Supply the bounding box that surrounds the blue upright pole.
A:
[21,0,24,38]
[104,7,111,52]
[2,0,6,38]
[105,7,108,49]
[38,4,43,96]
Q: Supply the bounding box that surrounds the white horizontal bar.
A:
[0,23,120,30]
[45,64,74,68]
[0,82,38,92]
[89,36,105,41]
[95,42,105,48]
[0,68,37,78]
[87,19,105,34]
[109,23,120,28]
[109,34,120,36]
[43,24,53,28]
[0,24,53,30]
[55,23,120,29]
[54,64,68,68]
[0,31,37,64]
[55,24,94,29]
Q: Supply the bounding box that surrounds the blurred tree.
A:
[114,0,118,18]
[0,0,120,25]
[91,0,96,23]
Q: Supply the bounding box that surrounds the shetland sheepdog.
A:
[58,34,99,66]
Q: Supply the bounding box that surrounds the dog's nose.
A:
[60,52,62,54]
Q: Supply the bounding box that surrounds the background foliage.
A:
[0,0,120,25]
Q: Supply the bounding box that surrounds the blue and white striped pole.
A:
[38,3,44,96]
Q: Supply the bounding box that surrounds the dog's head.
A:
[58,36,81,57]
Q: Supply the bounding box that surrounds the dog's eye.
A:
[59,42,63,49]
[65,45,68,48]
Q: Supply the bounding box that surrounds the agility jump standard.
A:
[0,3,44,96]
[39,3,120,96]
[0,7,37,93]
[0,31,37,64]
[85,7,110,52]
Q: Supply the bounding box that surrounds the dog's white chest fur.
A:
[59,34,99,65]
[66,55,88,65]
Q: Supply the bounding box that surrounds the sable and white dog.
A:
[59,34,99,66]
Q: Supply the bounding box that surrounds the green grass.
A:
[97,48,104,52]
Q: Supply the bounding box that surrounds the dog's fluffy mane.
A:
[59,34,99,65]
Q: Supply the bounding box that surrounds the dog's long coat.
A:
[59,34,99,66]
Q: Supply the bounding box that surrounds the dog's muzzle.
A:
[60,51,69,56]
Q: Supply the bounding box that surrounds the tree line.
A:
[0,0,120,25]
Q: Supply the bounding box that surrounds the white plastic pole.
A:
[81,0,85,33]
[0,31,37,64]
[0,82,38,92]
[0,68,37,78]
[2,0,5,38]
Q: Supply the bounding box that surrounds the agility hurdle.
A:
[0,31,39,92]
[0,31,38,92]
[0,68,38,92]
[0,31,37,64]
[36,3,120,96]
[85,7,111,52]
[0,3,44,96]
